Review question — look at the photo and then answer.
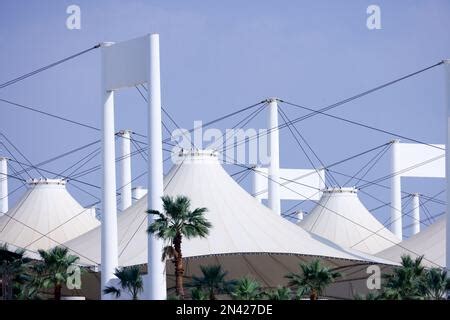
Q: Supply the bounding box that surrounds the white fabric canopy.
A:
[0,178,99,254]
[377,217,445,268]
[300,188,400,254]
[65,150,395,267]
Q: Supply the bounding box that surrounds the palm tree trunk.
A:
[6,275,13,300]
[54,284,62,300]
[174,234,184,299]
[2,274,8,300]
[310,289,318,301]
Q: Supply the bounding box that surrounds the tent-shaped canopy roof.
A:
[65,150,394,267]
[300,187,400,254]
[377,217,445,268]
[0,178,99,253]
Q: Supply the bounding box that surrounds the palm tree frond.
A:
[103,286,121,298]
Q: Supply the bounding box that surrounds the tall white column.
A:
[268,98,281,214]
[444,59,450,272]
[101,89,119,299]
[118,130,132,211]
[390,139,402,240]
[0,157,8,215]
[147,33,166,300]
[411,193,420,235]
[100,41,118,300]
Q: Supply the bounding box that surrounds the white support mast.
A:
[100,40,119,299]
[267,98,281,215]
[147,33,167,300]
[100,34,166,300]
[444,59,450,272]
[390,139,402,240]
[411,193,420,235]
[0,157,8,215]
[118,130,132,211]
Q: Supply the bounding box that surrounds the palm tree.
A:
[422,268,450,300]
[286,259,341,300]
[147,195,212,299]
[34,246,80,300]
[189,265,235,300]
[190,287,208,300]
[0,244,31,300]
[17,279,41,300]
[382,255,426,300]
[263,286,292,300]
[103,265,143,300]
[231,277,262,300]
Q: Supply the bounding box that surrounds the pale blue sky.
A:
[1,0,449,237]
